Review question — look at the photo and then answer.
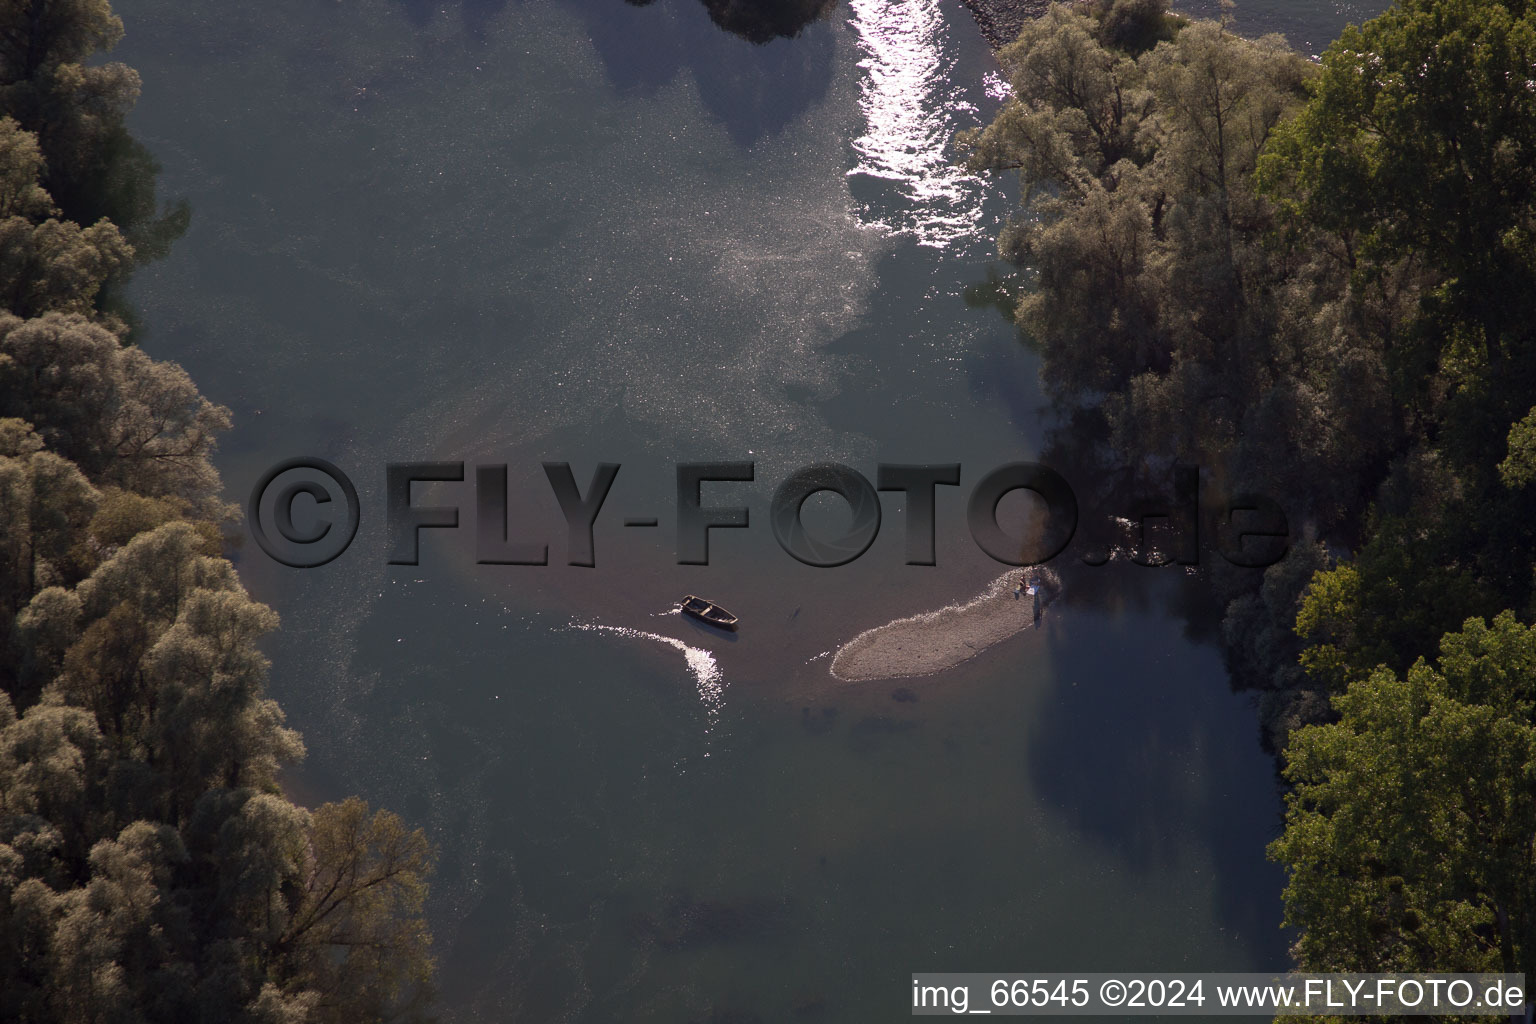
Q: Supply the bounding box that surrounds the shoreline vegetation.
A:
[962,0,1536,994]
[0,2,435,1021]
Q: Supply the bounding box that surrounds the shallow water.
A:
[113,0,1386,1018]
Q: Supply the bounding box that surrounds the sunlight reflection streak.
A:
[568,622,725,728]
[847,0,990,248]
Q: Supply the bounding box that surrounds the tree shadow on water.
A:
[398,0,837,42]
[569,0,839,145]
[632,0,838,45]
[395,0,839,146]
[1024,600,1287,964]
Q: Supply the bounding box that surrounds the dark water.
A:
[113,0,1385,1019]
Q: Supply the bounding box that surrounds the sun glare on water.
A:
[846,0,993,249]
[568,622,726,728]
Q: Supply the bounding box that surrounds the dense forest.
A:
[0,2,435,1021]
[966,0,1536,996]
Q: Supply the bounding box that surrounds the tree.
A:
[0,312,233,515]
[0,1,437,1018]
[1088,0,1183,54]
[622,0,838,44]
[0,421,98,700]
[274,799,436,1024]
[0,115,132,319]
[0,0,186,258]
[1257,0,1536,292]
[962,4,1380,732]
[964,5,1151,195]
[972,0,1536,999]
[1258,0,1536,458]
[968,0,1536,754]
[961,6,1339,483]
[3,522,439,1022]
[1498,407,1536,489]
[1273,613,1536,979]
[0,0,123,87]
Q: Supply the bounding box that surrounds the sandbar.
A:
[830,570,1057,681]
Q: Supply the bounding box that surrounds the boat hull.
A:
[680,595,739,630]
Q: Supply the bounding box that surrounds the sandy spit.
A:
[830,569,1057,682]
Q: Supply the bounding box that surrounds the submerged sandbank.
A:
[830,569,1059,681]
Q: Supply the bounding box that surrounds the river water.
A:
[114,0,1385,1019]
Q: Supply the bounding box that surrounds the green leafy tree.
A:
[1273,613,1536,979]
[1295,512,1496,695]
[1258,0,1536,471]
[1498,407,1536,489]
[1257,0,1536,294]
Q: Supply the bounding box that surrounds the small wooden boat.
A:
[680,594,739,630]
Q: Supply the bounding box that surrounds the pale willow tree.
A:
[0,2,436,1014]
[0,421,98,694]
[1272,613,1536,982]
[0,116,131,319]
[961,2,1398,724]
[959,2,1379,500]
[0,0,186,256]
[2,523,436,1023]
[0,311,233,514]
[275,799,436,1024]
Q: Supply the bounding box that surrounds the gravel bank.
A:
[956,0,1048,48]
[830,570,1059,681]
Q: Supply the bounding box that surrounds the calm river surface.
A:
[115,0,1385,1019]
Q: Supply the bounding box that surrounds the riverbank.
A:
[956,0,1048,48]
